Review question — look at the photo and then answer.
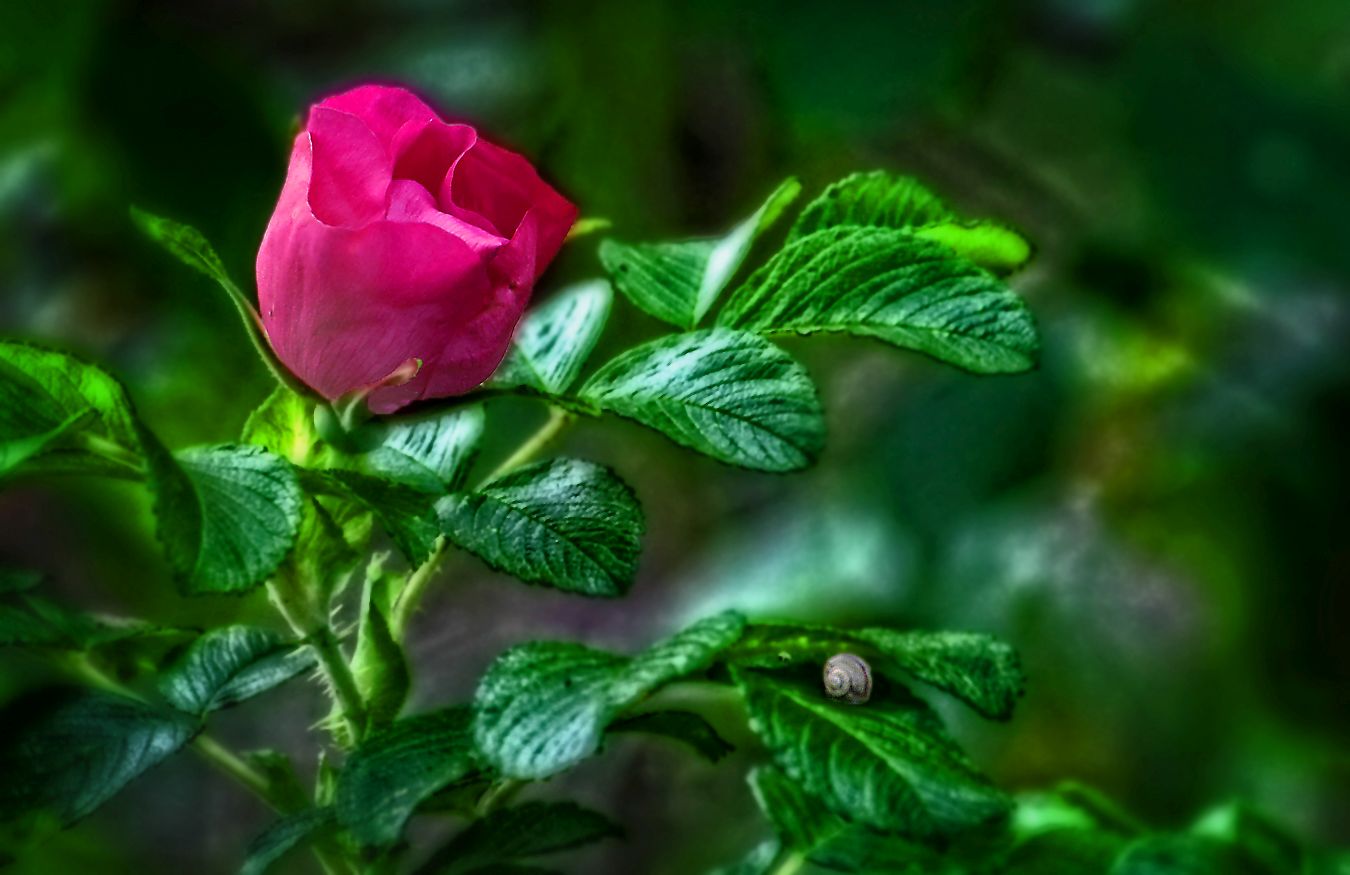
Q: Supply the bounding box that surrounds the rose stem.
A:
[389,404,574,636]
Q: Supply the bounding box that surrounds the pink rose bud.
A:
[256,84,577,414]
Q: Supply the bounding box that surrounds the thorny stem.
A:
[390,405,574,635]
[267,575,369,743]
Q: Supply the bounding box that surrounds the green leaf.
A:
[350,569,410,728]
[790,172,955,242]
[473,612,745,779]
[0,341,141,479]
[375,406,485,491]
[418,801,622,874]
[734,666,1008,839]
[158,625,314,716]
[492,281,613,395]
[240,808,334,875]
[580,329,824,472]
[728,624,1025,721]
[300,468,439,566]
[151,443,304,595]
[789,171,1031,274]
[1112,834,1262,875]
[437,458,644,597]
[600,179,801,329]
[1191,803,1304,875]
[335,707,479,847]
[851,629,1024,721]
[241,388,318,464]
[749,765,954,873]
[0,693,197,826]
[708,841,785,875]
[718,226,1039,374]
[0,596,160,650]
[1002,828,1125,875]
[913,222,1033,275]
[609,710,733,762]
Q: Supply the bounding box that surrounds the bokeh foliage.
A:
[2,0,1348,872]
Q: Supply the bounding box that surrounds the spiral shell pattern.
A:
[822,653,872,704]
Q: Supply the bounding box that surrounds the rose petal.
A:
[386,179,506,255]
[306,107,390,227]
[316,83,439,149]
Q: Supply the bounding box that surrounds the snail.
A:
[822,653,872,704]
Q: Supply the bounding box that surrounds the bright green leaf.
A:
[418,801,622,874]
[734,666,1009,839]
[580,329,824,472]
[492,282,613,395]
[0,693,197,826]
[609,710,733,762]
[789,171,955,243]
[350,569,410,728]
[240,808,334,875]
[158,625,314,716]
[151,443,304,595]
[300,469,439,566]
[599,179,801,329]
[438,458,644,598]
[473,612,745,779]
[0,342,141,479]
[719,227,1039,374]
[241,388,318,464]
[335,707,479,848]
[788,171,1032,274]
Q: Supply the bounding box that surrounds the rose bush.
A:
[256,84,577,413]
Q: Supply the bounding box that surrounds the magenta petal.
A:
[306,108,390,226]
[316,84,439,149]
[258,214,492,404]
[386,179,506,255]
[391,119,476,195]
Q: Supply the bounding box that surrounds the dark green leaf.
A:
[473,612,745,779]
[749,765,956,873]
[151,443,304,595]
[0,596,160,650]
[158,625,314,716]
[580,329,824,472]
[492,281,613,394]
[438,459,644,597]
[419,801,622,874]
[851,629,1024,721]
[728,623,1025,721]
[600,179,800,329]
[719,226,1039,374]
[0,693,197,826]
[708,841,784,875]
[609,710,732,762]
[1001,828,1125,875]
[0,341,141,479]
[1190,803,1305,875]
[1112,834,1265,875]
[240,808,334,875]
[734,667,1008,839]
[131,207,233,287]
[335,707,479,847]
[789,172,955,243]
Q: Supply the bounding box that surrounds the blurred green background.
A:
[2,0,1348,871]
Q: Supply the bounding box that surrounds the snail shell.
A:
[823,653,872,704]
